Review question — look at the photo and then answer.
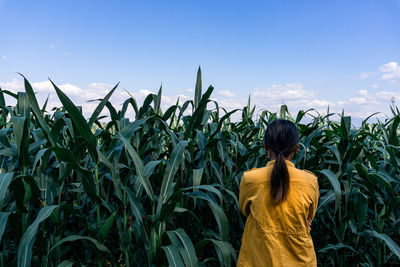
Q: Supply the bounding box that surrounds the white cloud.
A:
[1,55,7,60]
[218,90,235,97]
[371,84,379,89]
[186,88,194,93]
[88,82,114,91]
[139,89,153,95]
[49,44,55,49]
[0,79,23,90]
[359,72,370,79]
[376,91,400,102]
[32,81,53,92]
[358,90,368,96]
[59,84,84,95]
[350,97,367,104]
[253,83,314,100]
[380,62,398,72]
[380,61,400,80]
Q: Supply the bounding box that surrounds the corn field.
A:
[0,69,399,266]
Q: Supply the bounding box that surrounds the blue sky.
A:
[0,0,399,120]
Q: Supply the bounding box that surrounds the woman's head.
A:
[264,120,299,204]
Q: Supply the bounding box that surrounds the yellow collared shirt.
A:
[238,160,319,267]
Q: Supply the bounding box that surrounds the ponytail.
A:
[264,120,298,205]
[271,151,290,204]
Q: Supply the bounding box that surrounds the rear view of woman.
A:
[238,120,319,267]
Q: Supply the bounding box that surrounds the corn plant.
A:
[0,68,399,266]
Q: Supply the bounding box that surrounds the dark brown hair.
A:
[264,120,299,204]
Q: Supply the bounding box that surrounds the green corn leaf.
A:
[0,89,17,99]
[186,191,229,241]
[340,115,351,138]
[125,187,148,243]
[21,75,55,146]
[11,116,30,167]
[353,189,368,229]
[18,205,58,267]
[57,260,74,267]
[0,172,13,206]
[317,191,335,212]
[48,235,115,264]
[319,169,341,212]
[167,228,199,267]
[364,230,400,260]
[88,82,119,127]
[185,85,214,138]
[162,245,185,267]
[17,92,30,119]
[318,243,356,253]
[0,88,5,107]
[209,109,239,140]
[154,84,162,115]
[162,104,178,121]
[51,79,98,162]
[208,239,237,267]
[192,168,203,189]
[52,147,99,202]
[194,66,202,110]
[0,212,11,243]
[144,160,162,177]
[41,93,49,112]
[119,135,154,206]
[157,140,188,213]
[99,209,118,241]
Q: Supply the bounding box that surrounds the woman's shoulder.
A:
[292,168,319,188]
[242,166,269,184]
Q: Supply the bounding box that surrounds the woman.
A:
[238,120,319,267]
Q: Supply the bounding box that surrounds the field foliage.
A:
[0,69,399,266]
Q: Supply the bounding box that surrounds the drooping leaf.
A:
[364,230,400,260]
[162,245,185,267]
[18,205,58,267]
[48,235,115,264]
[319,169,341,212]
[166,228,199,267]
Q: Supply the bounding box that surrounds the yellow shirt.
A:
[238,160,319,267]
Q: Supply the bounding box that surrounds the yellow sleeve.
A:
[239,173,250,216]
[307,181,319,223]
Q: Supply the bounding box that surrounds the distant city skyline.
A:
[0,0,399,123]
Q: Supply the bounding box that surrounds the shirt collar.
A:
[266,160,295,168]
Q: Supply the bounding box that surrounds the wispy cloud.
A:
[218,90,235,97]
[359,72,370,79]
[253,83,314,101]
[380,61,400,80]
[1,55,7,60]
